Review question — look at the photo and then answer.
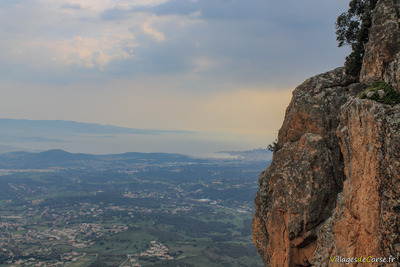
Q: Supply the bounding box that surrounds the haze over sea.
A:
[0,0,350,156]
[0,118,265,157]
[7,131,259,157]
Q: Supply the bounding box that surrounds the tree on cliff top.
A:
[336,0,378,77]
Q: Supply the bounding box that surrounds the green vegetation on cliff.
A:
[359,81,400,104]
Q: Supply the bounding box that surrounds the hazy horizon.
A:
[0,118,272,157]
[1,0,351,154]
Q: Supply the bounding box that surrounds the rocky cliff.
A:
[253,0,400,266]
[360,0,400,90]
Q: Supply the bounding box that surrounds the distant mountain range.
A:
[0,118,270,158]
[0,149,200,169]
[0,118,193,153]
[0,148,271,169]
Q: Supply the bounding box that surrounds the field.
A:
[0,150,268,266]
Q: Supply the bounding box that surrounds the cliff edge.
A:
[253,0,400,266]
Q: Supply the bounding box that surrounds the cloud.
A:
[51,36,137,69]
[0,0,352,153]
[61,3,83,10]
[0,0,350,85]
[131,0,346,24]
[55,37,109,68]
[142,19,166,41]
[100,7,132,21]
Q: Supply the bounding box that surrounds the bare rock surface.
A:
[253,71,400,266]
[253,1,400,265]
[253,68,361,266]
[312,99,400,266]
[360,0,400,91]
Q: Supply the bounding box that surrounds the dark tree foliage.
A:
[335,0,378,76]
[267,138,280,152]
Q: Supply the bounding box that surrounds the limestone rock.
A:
[253,1,400,266]
[313,99,400,266]
[253,71,400,266]
[360,0,400,91]
[252,68,360,266]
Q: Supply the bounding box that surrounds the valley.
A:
[0,150,268,267]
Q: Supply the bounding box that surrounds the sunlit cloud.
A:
[0,0,351,153]
[142,19,166,42]
[51,36,137,69]
[55,37,110,68]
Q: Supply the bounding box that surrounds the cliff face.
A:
[253,68,360,266]
[313,98,400,266]
[360,0,400,91]
[253,0,400,266]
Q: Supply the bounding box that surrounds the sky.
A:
[0,0,351,155]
